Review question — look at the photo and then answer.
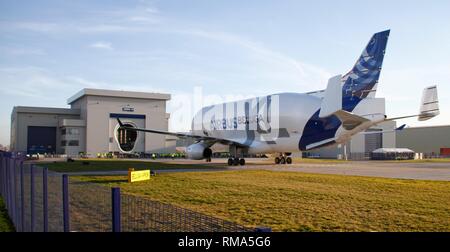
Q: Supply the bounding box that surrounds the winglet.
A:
[396,124,406,131]
[117,118,124,127]
[418,85,439,121]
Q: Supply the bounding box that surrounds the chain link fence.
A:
[120,193,253,232]
[0,153,262,232]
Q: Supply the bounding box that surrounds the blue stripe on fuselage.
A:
[298,30,389,151]
[298,110,341,151]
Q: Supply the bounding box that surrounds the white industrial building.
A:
[10,88,176,157]
[396,125,450,156]
[10,88,449,159]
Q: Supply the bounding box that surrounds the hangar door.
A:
[27,126,56,154]
[109,114,145,153]
[365,129,382,154]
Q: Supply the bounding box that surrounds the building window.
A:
[68,140,79,146]
[61,129,66,135]
[61,140,67,146]
[68,128,80,135]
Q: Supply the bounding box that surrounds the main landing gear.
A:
[227,145,247,166]
[274,154,292,165]
[227,157,246,166]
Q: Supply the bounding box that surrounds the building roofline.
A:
[402,124,450,130]
[12,106,80,115]
[67,88,171,104]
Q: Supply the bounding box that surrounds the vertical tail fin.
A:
[342,30,390,111]
[319,75,342,118]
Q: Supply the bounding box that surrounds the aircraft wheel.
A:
[239,158,246,166]
[280,157,286,164]
[286,157,292,164]
[275,157,280,164]
[227,158,233,166]
[233,158,240,166]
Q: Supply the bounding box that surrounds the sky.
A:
[0,0,449,146]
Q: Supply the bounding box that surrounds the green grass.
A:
[76,170,450,232]
[43,157,450,173]
[44,159,225,172]
[0,197,15,232]
[43,157,352,173]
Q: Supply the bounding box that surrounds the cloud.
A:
[174,29,331,88]
[0,46,46,56]
[0,66,170,146]
[0,66,169,100]
[129,16,160,23]
[90,41,114,50]
[7,21,62,32]
[0,7,328,90]
[0,67,97,99]
[145,7,159,14]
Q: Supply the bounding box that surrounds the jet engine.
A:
[186,142,212,160]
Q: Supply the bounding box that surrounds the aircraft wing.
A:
[116,118,249,147]
[384,85,439,122]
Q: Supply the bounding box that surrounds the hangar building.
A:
[396,125,450,156]
[10,88,176,157]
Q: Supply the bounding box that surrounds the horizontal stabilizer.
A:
[332,110,369,130]
[419,85,439,121]
[319,75,342,118]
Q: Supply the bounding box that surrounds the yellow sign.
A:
[128,169,150,183]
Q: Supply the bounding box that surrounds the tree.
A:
[0,144,8,151]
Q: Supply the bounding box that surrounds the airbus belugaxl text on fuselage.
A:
[118,30,440,165]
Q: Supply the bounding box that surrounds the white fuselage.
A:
[190,92,385,154]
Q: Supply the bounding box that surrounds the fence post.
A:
[0,155,2,195]
[62,174,70,232]
[112,187,121,232]
[30,164,35,232]
[43,167,48,232]
[255,227,272,232]
[20,161,24,232]
[13,159,17,230]
[0,155,2,196]
[6,158,10,216]
[0,155,5,197]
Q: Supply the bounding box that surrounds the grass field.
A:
[42,157,450,173]
[44,159,225,172]
[77,170,450,232]
[0,197,15,232]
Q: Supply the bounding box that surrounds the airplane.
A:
[117,30,440,166]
